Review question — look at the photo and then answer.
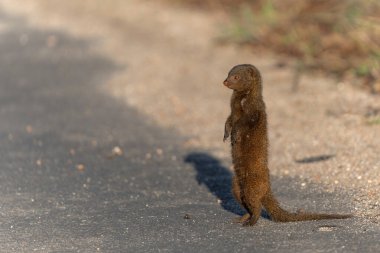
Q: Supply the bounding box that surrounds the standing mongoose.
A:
[223,64,352,226]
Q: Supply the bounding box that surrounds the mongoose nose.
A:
[223,80,228,86]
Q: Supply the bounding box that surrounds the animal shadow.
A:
[184,152,245,216]
[295,154,335,164]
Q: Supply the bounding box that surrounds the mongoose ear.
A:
[247,67,255,79]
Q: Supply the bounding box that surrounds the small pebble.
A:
[76,164,85,172]
[26,125,33,133]
[36,159,42,166]
[46,35,58,48]
[91,140,98,147]
[156,148,163,156]
[112,146,123,156]
[69,149,76,155]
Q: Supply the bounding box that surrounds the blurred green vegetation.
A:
[368,117,380,125]
[171,0,380,92]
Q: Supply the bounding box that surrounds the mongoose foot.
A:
[242,216,259,226]
[233,213,250,224]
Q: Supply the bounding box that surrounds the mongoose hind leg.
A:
[242,198,261,226]
[231,176,242,204]
[232,176,251,223]
[241,183,266,226]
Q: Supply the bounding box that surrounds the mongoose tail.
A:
[262,192,353,222]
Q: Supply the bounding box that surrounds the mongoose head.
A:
[223,64,262,93]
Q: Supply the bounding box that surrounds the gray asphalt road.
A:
[0,9,379,253]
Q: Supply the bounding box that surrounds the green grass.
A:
[171,0,380,91]
[368,117,380,125]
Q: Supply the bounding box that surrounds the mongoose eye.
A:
[233,75,240,80]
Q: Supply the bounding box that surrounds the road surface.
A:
[0,3,379,252]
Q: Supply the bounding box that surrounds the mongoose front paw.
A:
[223,132,230,142]
[231,134,237,145]
[231,132,240,145]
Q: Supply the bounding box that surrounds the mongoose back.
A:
[223,64,352,226]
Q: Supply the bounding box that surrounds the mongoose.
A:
[223,64,352,226]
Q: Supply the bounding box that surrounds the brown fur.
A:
[223,64,352,226]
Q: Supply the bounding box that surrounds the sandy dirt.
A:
[2,0,379,222]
